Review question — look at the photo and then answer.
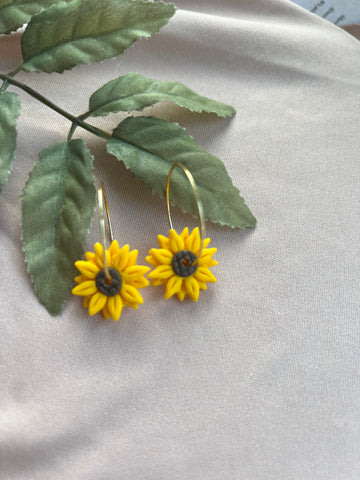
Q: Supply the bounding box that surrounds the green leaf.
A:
[22,140,96,315]
[0,91,21,188]
[107,117,256,229]
[89,72,236,117]
[0,0,71,35]
[21,0,176,73]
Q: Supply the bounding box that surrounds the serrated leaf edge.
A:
[20,141,97,315]
[0,91,21,189]
[89,72,235,118]
[107,118,256,230]
[21,0,177,73]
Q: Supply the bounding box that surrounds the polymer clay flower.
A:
[72,240,150,321]
[146,227,217,301]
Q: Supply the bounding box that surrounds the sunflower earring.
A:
[72,182,150,321]
[146,163,218,302]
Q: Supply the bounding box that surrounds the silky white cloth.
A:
[1,1,359,478]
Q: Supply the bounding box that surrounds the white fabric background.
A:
[1,1,359,478]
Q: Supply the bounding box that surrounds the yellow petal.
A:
[151,278,167,287]
[126,302,139,310]
[180,227,189,239]
[148,264,174,280]
[94,243,111,269]
[121,284,143,306]
[157,234,170,249]
[108,240,120,256]
[72,280,97,296]
[94,243,104,266]
[198,248,217,267]
[184,276,200,302]
[199,282,208,291]
[194,267,217,283]
[164,275,183,299]
[74,275,85,283]
[169,229,185,253]
[113,244,130,271]
[205,259,218,267]
[145,255,159,267]
[83,296,91,308]
[85,251,96,262]
[131,277,150,289]
[122,265,151,282]
[126,249,138,268]
[107,295,123,321]
[203,238,211,249]
[200,247,217,258]
[74,260,99,279]
[148,248,173,265]
[103,304,111,320]
[176,285,187,301]
[186,228,201,255]
[88,291,108,316]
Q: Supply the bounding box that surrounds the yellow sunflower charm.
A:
[146,227,217,302]
[72,240,150,321]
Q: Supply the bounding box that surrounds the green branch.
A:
[0,74,111,140]
[67,110,93,142]
[0,63,23,93]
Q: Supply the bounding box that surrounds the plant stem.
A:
[0,62,24,92]
[67,111,93,142]
[0,74,111,140]
[9,62,24,77]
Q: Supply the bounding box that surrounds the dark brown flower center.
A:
[172,250,198,277]
[95,268,122,296]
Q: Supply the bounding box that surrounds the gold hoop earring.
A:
[146,163,217,302]
[72,182,150,321]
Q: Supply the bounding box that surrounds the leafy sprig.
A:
[0,0,256,315]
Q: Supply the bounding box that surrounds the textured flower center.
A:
[95,268,122,296]
[172,250,198,277]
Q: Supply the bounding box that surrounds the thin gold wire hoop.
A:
[98,181,114,281]
[166,163,206,263]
